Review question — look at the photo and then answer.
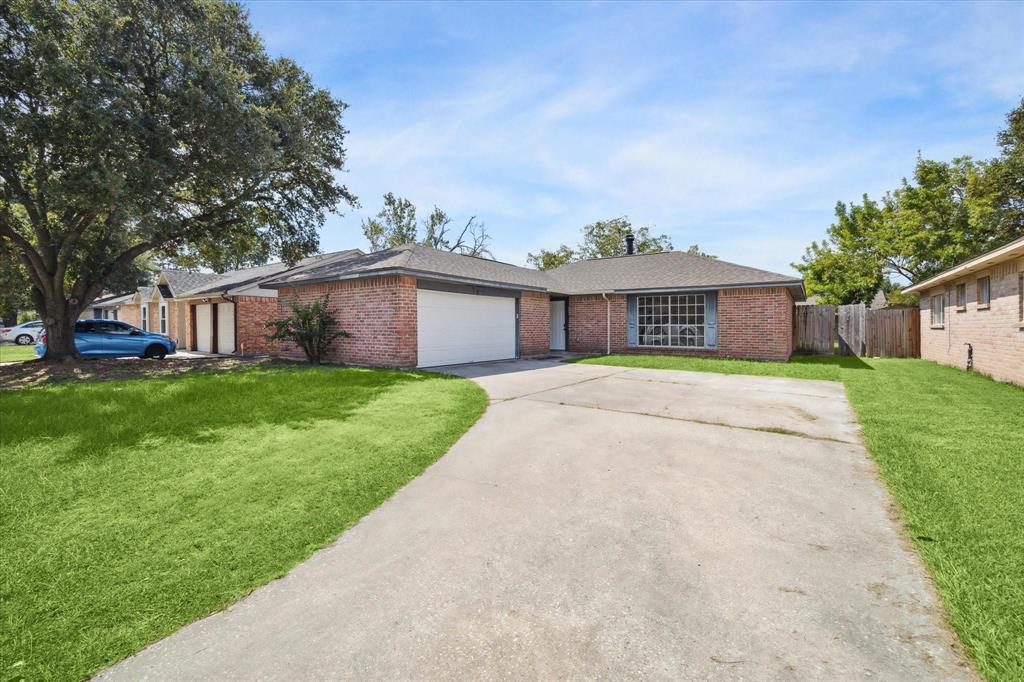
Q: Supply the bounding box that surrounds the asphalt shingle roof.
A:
[546,251,802,294]
[162,270,223,298]
[264,245,552,291]
[263,245,803,297]
[175,250,363,297]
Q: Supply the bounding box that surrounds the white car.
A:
[0,320,44,345]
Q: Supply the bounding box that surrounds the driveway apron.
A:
[99,359,973,681]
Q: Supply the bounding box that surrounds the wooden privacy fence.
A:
[866,307,920,358]
[794,303,919,358]
[794,304,835,354]
[838,303,866,356]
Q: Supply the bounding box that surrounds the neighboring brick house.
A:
[262,243,805,368]
[85,250,362,357]
[151,251,361,355]
[81,292,136,321]
[904,236,1024,386]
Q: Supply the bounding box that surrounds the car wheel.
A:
[15,334,34,345]
[144,344,168,360]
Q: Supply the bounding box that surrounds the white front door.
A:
[549,300,566,350]
[195,304,212,352]
[417,289,516,367]
[216,302,235,354]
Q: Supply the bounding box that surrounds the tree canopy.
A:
[0,0,355,359]
[795,99,1024,305]
[361,193,492,257]
[527,217,673,270]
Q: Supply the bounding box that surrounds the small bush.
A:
[266,296,349,364]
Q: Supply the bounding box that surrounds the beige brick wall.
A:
[919,256,1024,385]
[120,303,142,328]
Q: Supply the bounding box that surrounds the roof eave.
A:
[903,238,1024,294]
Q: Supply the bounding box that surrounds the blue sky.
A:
[244,0,1023,275]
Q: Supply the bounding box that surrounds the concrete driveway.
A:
[100,359,972,680]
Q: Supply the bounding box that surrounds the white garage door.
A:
[417,289,516,367]
[216,302,235,354]
[195,304,212,352]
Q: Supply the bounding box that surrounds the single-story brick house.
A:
[262,244,805,368]
[903,236,1024,385]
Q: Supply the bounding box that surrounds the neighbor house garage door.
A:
[417,289,516,367]
[195,304,212,352]
[216,302,235,354]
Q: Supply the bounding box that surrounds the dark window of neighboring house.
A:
[141,305,148,331]
[1019,273,1023,322]
[930,294,945,327]
[160,305,167,334]
[956,283,966,310]
[977,276,991,308]
[113,309,118,321]
[93,308,102,319]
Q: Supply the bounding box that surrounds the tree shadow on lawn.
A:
[0,365,439,462]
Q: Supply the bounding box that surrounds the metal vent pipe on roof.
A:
[625,234,635,255]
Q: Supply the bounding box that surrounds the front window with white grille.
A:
[638,294,706,347]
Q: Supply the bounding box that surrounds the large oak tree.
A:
[0,0,355,359]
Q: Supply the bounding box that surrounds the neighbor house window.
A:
[956,283,966,310]
[977,276,991,308]
[638,294,706,347]
[141,305,148,331]
[930,294,945,327]
[160,305,167,333]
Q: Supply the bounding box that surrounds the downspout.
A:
[601,292,610,355]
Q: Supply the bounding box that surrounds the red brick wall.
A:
[716,287,794,360]
[234,296,279,356]
[518,291,551,357]
[275,276,417,367]
[568,295,628,353]
[566,287,794,360]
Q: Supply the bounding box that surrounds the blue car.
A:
[35,319,177,359]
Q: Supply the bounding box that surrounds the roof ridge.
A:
[549,249,797,280]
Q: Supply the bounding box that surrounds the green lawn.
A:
[0,344,38,363]
[577,354,1024,681]
[0,365,488,681]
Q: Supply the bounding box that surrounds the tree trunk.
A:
[39,296,83,362]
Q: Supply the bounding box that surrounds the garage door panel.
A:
[217,302,235,354]
[417,289,516,367]
[195,304,212,353]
